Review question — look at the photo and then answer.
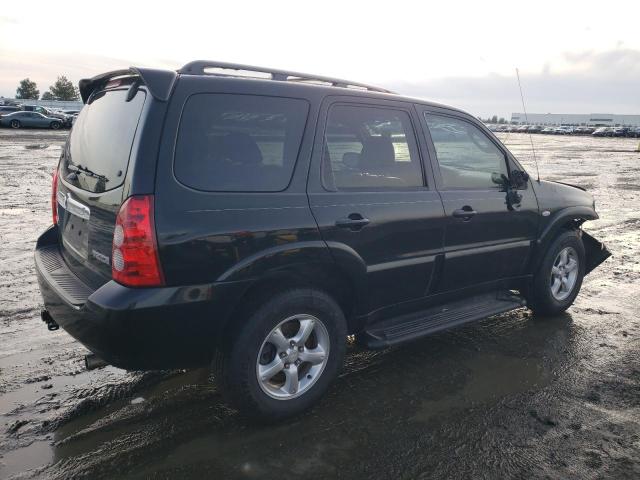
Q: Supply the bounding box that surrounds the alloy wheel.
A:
[256,314,330,400]
[550,246,579,301]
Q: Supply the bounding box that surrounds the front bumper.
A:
[582,231,612,274]
[35,226,249,370]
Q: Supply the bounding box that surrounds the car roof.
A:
[79,61,471,118]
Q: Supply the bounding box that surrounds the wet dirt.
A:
[0,129,638,479]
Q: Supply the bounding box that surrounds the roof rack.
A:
[178,60,394,94]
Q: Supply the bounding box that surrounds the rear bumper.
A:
[35,226,250,370]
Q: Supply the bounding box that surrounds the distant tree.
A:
[16,78,40,99]
[498,117,506,124]
[49,76,79,101]
[491,115,498,124]
[41,91,55,100]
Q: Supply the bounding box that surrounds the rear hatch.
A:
[56,80,147,288]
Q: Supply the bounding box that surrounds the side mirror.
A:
[511,170,529,188]
[491,172,510,190]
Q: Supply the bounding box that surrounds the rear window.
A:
[174,94,309,192]
[62,88,146,193]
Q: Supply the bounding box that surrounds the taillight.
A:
[51,167,59,225]
[112,195,165,287]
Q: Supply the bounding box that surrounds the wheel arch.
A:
[214,243,368,347]
[530,206,599,274]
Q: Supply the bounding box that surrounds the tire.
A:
[10,120,20,129]
[50,121,60,130]
[528,230,586,316]
[213,288,347,421]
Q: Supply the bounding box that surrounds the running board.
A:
[358,292,526,349]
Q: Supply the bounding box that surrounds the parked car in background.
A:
[527,125,542,133]
[22,105,72,127]
[0,105,21,114]
[612,127,631,137]
[541,127,555,134]
[0,111,63,129]
[516,125,529,132]
[574,127,595,135]
[555,126,574,135]
[592,127,614,137]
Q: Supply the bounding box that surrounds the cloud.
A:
[385,48,640,118]
[1,46,638,120]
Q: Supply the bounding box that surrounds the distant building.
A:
[510,113,640,127]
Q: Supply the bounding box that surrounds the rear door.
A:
[308,97,445,315]
[56,83,148,287]
[418,107,539,291]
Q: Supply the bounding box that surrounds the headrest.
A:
[360,135,395,167]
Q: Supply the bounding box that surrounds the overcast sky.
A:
[1,0,639,117]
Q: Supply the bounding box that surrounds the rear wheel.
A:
[528,230,585,316]
[10,120,20,129]
[214,288,347,420]
[50,121,61,130]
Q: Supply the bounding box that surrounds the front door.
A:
[308,98,446,315]
[419,109,539,292]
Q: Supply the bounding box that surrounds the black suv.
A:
[35,61,610,419]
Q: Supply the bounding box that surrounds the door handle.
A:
[452,206,477,221]
[335,214,370,230]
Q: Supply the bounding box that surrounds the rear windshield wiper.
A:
[67,164,109,183]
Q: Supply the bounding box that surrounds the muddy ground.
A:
[0,128,638,479]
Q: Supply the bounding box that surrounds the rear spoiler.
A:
[78,67,177,104]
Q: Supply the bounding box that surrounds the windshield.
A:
[62,88,146,193]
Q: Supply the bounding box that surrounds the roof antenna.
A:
[516,68,540,182]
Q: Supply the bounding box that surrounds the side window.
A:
[424,113,508,190]
[324,105,423,190]
[174,94,309,192]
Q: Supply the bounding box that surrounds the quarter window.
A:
[425,113,508,190]
[175,94,309,192]
[324,105,423,190]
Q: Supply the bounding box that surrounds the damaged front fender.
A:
[582,231,611,274]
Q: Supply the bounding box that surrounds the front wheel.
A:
[214,288,347,420]
[10,120,21,129]
[50,121,61,130]
[527,230,586,316]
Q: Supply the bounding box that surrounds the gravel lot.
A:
[0,128,639,479]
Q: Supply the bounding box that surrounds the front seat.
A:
[358,135,405,187]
